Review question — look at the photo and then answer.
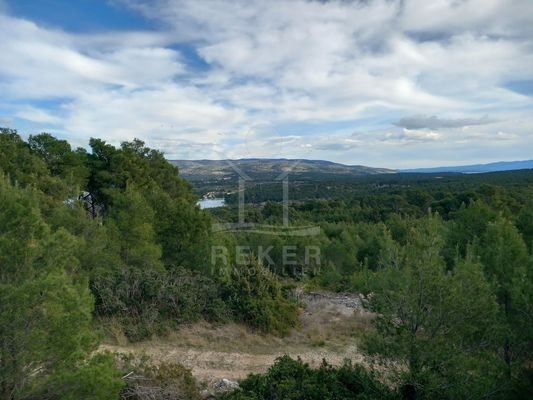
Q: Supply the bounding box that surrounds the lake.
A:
[197,198,225,209]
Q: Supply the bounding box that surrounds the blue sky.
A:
[0,0,532,168]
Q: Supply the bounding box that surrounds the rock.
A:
[213,378,240,393]
[304,292,363,310]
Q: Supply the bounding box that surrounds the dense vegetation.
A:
[1,127,532,399]
[0,128,296,399]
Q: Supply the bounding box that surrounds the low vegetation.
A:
[222,355,393,400]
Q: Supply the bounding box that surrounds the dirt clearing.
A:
[101,292,373,387]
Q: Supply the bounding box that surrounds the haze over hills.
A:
[402,160,533,174]
[170,159,396,181]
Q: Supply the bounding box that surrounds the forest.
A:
[1,127,532,399]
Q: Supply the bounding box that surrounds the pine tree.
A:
[362,215,501,399]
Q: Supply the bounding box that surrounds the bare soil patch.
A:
[101,291,373,388]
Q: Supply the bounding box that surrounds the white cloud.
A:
[394,115,495,130]
[15,106,62,124]
[0,14,184,99]
[0,0,532,166]
[62,86,247,147]
[400,129,441,142]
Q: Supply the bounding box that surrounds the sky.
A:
[0,0,532,168]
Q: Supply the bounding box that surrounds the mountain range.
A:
[402,160,533,174]
[170,159,395,181]
[170,158,533,181]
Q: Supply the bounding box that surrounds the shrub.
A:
[223,355,393,400]
[224,259,298,335]
[118,354,201,400]
[48,352,124,400]
[92,266,229,341]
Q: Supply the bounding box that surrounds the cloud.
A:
[0,0,532,167]
[0,14,184,100]
[376,129,442,145]
[394,114,495,130]
[400,0,533,40]
[16,106,62,124]
[62,86,247,148]
[314,138,362,151]
[399,130,441,141]
[457,129,519,142]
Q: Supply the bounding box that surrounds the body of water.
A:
[197,198,225,209]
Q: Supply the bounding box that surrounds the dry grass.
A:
[100,291,375,387]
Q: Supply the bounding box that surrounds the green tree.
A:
[443,200,497,266]
[362,215,501,399]
[146,189,210,270]
[516,206,533,251]
[50,352,123,400]
[0,181,123,399]
[478,218,532,391]
[0,128,48,187]
[0,270,99,398]
[28,132,89,190]
[107,187,162,269]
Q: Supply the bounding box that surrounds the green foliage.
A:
[48,352,124,400]
[28,132,89,189]
[2,128,533,398]
[0,131,221,397]
[0,179,122,399]
[93,266,229,341]
[223,355,393,400]
[224,259,298,335]
[361,215,502,399]
[86,137,211,270]
[477,217,532,388]
[443,200,497,265]
[516,206,533,250]
[107,187,163,269]
[147,189,211,269]
[0,128,48,187]
[0,271,95,398]
[0,178,48,282]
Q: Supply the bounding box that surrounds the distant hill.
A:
[170,158,396,181]
[402,160,533,174]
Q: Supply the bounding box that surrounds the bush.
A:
[223,355,393,400]
[118,354,201,400]
[47,352,124,400]
[224,259,298,335]
[92,266,230,341]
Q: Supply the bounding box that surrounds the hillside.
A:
[2,129,533,399]
[170,158,396,182]
[402,159,533,173]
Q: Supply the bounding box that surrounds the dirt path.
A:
[101,342,364,384]
[101,292,373,386]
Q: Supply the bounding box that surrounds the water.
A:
[197,198,225,209]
